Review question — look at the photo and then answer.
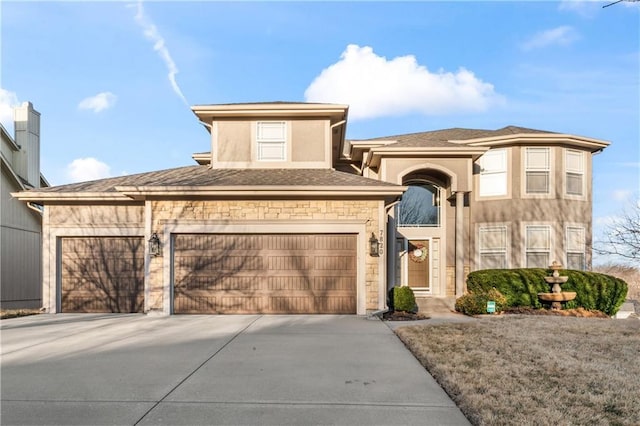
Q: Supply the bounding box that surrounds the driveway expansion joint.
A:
[132,315,263,426]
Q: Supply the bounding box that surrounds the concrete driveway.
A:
[1,314,469,425]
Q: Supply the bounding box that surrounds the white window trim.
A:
[523,147,554,199]
[478,148,508,198]
[256,121,287,162]
[564,148,586,199]
[524,223,554,268]
[400,237,433,294]
[477,224,510,270]
[396,183,442,228]
[565,224,586,270]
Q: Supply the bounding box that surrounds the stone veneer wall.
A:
[148,199,382,312]
[47,205,144,227]
[446,265,471,297]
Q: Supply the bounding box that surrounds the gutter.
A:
[26,202,44,215]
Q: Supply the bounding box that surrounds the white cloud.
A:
[558,1,600,18]
[594,214,621,227]
[66,157,111,182]
[78,92,117,113]
[521,26,580,51]
[612,189,633,201]
[131,1,188,105]
[0,88,20,130]
[304,44,502,120]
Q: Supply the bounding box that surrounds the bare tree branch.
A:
[595,201,640,262]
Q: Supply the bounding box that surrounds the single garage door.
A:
[173,234,357,314]
[61,237,144,313]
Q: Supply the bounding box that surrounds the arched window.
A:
[397,182,441,227]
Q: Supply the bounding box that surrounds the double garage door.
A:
[173,233,357,314]
[60,233,357,314]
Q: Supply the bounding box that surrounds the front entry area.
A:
[407,240,430,290]
[172,233,357,314]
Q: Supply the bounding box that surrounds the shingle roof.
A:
[359,126,555,148]
[35,166,401,193]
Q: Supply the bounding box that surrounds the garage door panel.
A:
[173,233,357,314]
[61,237,144,313]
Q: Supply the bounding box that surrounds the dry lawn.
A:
[396,316,640,426]
[0,309,40,320]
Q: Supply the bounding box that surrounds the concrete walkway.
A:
[1,314,470,425]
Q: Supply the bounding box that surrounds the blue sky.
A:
[1,1,638,264]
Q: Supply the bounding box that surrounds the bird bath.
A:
[538,261,576,310]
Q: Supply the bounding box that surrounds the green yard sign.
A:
[486,301,496,314]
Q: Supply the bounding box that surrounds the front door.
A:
[407,239,430,291]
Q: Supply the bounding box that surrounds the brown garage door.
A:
[61,237,144,313]
[173,234,357,314]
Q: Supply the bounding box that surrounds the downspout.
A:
[27,202,43,215]
[330,120,346,129]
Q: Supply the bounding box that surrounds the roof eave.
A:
[453,133,611,151]
[192,103,350,121]
[1,154,27,191]
[365,146,489,168]
[12,192,131,202]
[115,185,406,200]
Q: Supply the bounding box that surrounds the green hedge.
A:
[390,286,417,312]
[455,288,507,315]
[466,269,628,316]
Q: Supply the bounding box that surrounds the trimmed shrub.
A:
[392,286,417,313]
[466,269,628,316]
[455,288,507,316]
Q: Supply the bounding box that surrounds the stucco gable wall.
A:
[214,118,328,166]
[382,157,473,191]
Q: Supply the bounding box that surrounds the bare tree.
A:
[595,201,640,262]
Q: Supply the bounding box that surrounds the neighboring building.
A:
[14,102,609,315]
[2,102,48,309]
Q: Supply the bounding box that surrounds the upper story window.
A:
[257,121,286,161]
[525,225,551,268]
[565,149,584,196]
[566,226,586,270]
[478,149,507,197]
[397,182,441,227]
[525,147,550,194]
[479,225,508,269]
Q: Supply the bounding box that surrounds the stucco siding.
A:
[217,121,251,162]
[383,158,472,190]
[292,120,325,162]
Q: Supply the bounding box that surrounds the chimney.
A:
[13,102,41,189]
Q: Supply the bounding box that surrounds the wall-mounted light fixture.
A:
[369,233,380,257]
[148,233,161,257]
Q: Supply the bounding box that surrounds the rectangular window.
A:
[566,149,584,196]
[525,147,550,194]
[479,226,507,269]
[525,225,551,268]
[257,121,286,161]
[566,226,586,270]
[479,149,507,196]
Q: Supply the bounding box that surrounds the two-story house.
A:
[2,102,48,309]
[14,102,608,315]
